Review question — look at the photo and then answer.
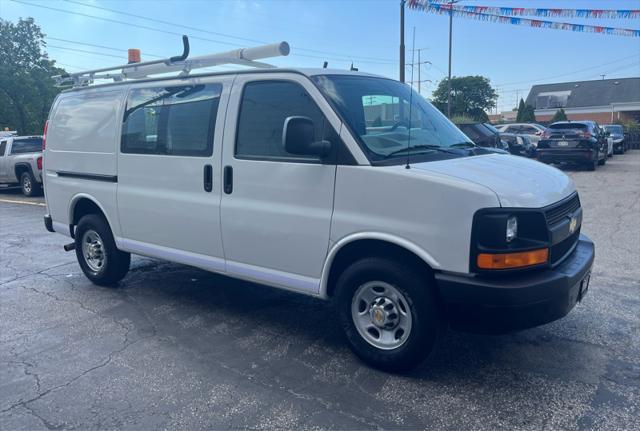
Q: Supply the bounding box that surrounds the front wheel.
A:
[20,172,41,197]
[75,214,130,286]
[335,257,442,373]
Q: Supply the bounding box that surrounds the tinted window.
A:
[10,138,42,154]
[501,135,517,145]
[236,81,329,161]
[521,126,537,134]
[504,126,518,133]
[604,125,623,133]
[550,123,587,130]
[122,84,221,156]
[0,141,6,156]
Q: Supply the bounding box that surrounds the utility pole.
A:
[447,0,459,118]
[418,49,421,93]
[407,48,432,94]
[400,1,405,83]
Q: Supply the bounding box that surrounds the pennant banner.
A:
[407,1,640,37]
[411,0,640,19]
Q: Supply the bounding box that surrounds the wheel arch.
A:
[320,233,440,299]
[68,194,117,239]
[14,162,33,182]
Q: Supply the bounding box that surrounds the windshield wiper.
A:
[386,144,469,158]
[450,141,476,148]
[385,144,440,157]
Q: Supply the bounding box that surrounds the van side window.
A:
[122,84,221,156]
[235,81,329,161]
[0,141,6,156]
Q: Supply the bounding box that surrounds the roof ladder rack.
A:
[53,35,290,87]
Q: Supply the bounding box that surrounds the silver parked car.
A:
[495,123,548,147]
[0,135,44,196]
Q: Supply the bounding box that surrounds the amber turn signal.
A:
[477,248,549,270]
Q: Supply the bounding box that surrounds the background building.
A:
[525,77,640,124]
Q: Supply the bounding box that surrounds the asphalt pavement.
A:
[1,153,639,430]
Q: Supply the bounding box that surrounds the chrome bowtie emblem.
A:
[569,215,578,234]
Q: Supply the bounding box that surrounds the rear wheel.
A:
[598,153,606,166]
[335,257,442,373]
[75,214,130,286]
[20,172,41,197]
[586,150,598,171]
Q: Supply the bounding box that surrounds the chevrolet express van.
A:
[43,42,594,371]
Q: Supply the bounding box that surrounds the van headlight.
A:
[506,216,518,242]
[472,209,548,271]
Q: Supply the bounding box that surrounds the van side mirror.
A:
[283,116,332,158]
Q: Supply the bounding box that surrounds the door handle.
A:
[223,165,233,194]
[203,164,212,192]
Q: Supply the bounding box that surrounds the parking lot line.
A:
[0,198,46,207]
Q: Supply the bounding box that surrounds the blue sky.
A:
[1,0,638,111]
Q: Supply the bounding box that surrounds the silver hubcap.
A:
[23,177,31,193]
[82,230,105,273]
[351,281,412,350]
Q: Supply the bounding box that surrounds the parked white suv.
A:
[43,68,594,372]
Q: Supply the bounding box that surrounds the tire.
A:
[598,154,606,166]
[75,214,130,286]
[20,171,41,197]
[335,257,442,373]
[586,156,597,171]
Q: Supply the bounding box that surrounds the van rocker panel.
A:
[435,234,594,334]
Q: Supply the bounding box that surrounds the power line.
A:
[46,44,128,60]
[62,0,399,63]
[46,37,165,59]
[11,0,397,65]
[494,55,639,87]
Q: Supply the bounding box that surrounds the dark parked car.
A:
[457,122,503,148]
[602,124,626,154]
[537,121,608,171]
[500,133,536,157]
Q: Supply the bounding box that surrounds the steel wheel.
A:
[351,281,413,350]
[22,175,32,194]
[81,229,105,273]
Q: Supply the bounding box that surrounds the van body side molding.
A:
[57,171,118,183]
[115,238,320,295]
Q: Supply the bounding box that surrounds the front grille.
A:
[545,194,581,227]
[550,229,580,265]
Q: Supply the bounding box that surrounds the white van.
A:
[43,41,594,371]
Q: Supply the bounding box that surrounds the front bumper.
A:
[537,149,596,164]
[435,234,594,334]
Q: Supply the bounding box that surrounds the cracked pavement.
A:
[1,152,639,430]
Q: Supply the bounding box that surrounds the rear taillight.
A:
[580,131,592,138]
[541,131,551,139]
[42,120,48,150]
[37,156,43,170]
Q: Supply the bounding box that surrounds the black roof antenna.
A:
[350,62,358,71]
[323,61,328,69]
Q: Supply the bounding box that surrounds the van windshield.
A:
[312,75,473,162]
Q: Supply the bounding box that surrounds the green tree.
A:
[551,108,568,123]
[0,18,65,135]
[515,98,537,123]
[515,99,526,122]
[523,105,537,122]
[432,76,497,122]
